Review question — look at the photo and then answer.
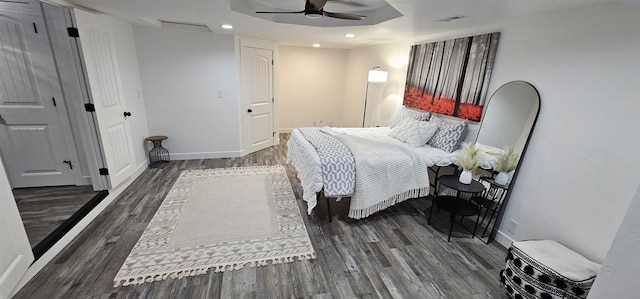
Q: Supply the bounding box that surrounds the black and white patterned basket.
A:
[500,240,600,299]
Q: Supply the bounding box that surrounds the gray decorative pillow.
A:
[390,106,431,129]
[428,115,468,152]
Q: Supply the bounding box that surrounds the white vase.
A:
[495,171,509,185]
[458,169,472,184]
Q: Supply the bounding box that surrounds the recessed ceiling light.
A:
[345,33,355,38]
[313,44,320,48]
[221,24,233,29]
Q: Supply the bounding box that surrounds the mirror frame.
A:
[475,80,541,243]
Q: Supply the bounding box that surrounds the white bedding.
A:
[324,128,430,218]
[286,126,460,217]
[287,128,324,214]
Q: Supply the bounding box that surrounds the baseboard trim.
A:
[80,175,92,185]
[279,128,294,133]
[171,151,243,160]
[495,229,516,248]
[134,160,148,178]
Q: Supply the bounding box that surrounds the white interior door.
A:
[0,159,34,298]
[241,40,275,154]
[0,0,78,188]
[74,10,135,189]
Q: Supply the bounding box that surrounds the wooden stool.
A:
[145,135,170,168]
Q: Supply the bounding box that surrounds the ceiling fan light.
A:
[305,12,323,18]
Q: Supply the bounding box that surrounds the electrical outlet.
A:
[507,219,519,234]
[313,121,317,126]
[217,90,224,98]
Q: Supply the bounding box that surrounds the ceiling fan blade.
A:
[327,0,367,7]
[308,0,328,10]
[323,11,366,20]
[255,10,305,14]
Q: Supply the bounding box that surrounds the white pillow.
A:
[389,118,439,147]
[390,106,431,129]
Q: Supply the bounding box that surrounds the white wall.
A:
[342,42,482,141]
[489,3,640,262]
[278,43,414,130]
[588,183,640,298]
[343,3,640,263]
[343,42,413,128]
[134,26,241,159]
[278,46,348,131]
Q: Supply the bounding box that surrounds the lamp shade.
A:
[368,69,388,83]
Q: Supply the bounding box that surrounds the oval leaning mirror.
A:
[473,80,540,243]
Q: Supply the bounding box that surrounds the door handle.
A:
[63,160,73,169]
[247,109,253,113]
[124,111,132,118]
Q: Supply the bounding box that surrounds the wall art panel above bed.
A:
[403,32,500,122]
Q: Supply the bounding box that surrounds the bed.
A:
[287,107,492,219]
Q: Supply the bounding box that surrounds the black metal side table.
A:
[146,135,170,168]
[470,177,509,243]
[428,174,485,241]
[438,174,486,196]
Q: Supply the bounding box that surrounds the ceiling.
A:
[56,0,626,49]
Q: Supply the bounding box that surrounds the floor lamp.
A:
[363,66,388,127]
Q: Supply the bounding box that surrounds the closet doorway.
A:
[0,0,108,259]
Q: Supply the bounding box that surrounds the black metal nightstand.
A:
[428,174,485,241]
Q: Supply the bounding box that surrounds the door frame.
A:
[236,37,279,155]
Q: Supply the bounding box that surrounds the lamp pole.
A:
[363,66,388,127]
[362,81,370,127]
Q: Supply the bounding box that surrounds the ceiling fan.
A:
[256,0,367,20]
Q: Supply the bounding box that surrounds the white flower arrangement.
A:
[494,146,520,173]
[457,143,481,171]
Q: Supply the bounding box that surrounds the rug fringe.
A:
[113,252,317,287]
[182,165,285,177]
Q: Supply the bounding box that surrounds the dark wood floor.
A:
[13,185,99,248]
[15,135,509,298]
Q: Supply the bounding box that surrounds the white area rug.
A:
[113,165,316,287]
